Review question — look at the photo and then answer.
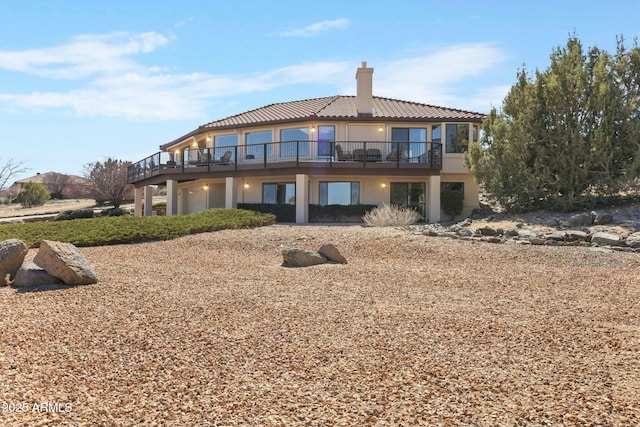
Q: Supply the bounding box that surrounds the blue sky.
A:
[0,0,638,183]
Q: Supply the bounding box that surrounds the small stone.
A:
[477,226,497,236]
[282,248,327,267]
[591,232,624,247]
[517,230,538,239]
[594,213,614,225]
[568,212,594,227]
[318,242,347,264]
[625,232,640,248]
[565,230,589,242]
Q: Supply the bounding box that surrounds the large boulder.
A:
[282,248,327,267]
[0,239,28,282]
[33,240,98,285]
[591,232,624,247]
[13,261,64,288]
[318,242,347,264]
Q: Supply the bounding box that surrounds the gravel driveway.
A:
[1,225,638,426]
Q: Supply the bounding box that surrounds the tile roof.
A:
[161,95,485,149]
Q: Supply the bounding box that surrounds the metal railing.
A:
[128,140,443,183]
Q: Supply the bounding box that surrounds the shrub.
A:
[0,208,275,247]
[100,207,128,217]
[17,182,50,207]
[238,203,296,222]
[309,204,377,222]
[362,203,421,227]
[55,209,94,221]
[441,188,464,221]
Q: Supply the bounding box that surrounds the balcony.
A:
[128,140,443,185]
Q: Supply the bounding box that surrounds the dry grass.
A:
[0,225,639,426]
[362,203,421,227]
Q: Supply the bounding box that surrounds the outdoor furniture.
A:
[335,144,353,161]
[213,151,233,165]
[366,148,381,162]
[353,148,366,161]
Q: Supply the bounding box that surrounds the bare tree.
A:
[41,172,71,199]
[84,158,134,208]
[0,159,29,192]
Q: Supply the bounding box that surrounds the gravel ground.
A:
[1,225,639,426]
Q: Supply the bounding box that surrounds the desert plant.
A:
[16,182,50,207]
[362,203,421,227]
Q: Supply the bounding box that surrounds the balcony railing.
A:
[128,140,443,184]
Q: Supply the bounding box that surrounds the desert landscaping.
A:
[0,222,638,426]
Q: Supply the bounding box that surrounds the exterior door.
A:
[390,182,425,220]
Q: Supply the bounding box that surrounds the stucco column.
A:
[166,180,178,216]
[143,186,153,217]
[428,175,441,223]
[225,177,237,209]
[295,174,309,224]
[134,187,144,217]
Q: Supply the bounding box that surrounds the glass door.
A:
[390,182,425,220]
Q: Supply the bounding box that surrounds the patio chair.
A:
[213,151,233,165]
[335,144,353,161]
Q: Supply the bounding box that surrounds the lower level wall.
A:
[160,172,479,223]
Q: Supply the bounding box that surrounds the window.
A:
[432,125,441,143]
[391,128,427,160]
[319,182,359,206]
[280,128,310,159]
[263,183,295,204]
[445,124,469,153]
[318,125,335,157]
[473,125,479,143]
[214,134,238,162]
[246,131,272,159]
[214,134,238,148]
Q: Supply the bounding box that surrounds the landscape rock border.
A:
[408,219,640,253]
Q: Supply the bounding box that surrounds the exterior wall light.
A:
[381,183,387,188]
[244,183,250,189]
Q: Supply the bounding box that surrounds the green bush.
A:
[441,188,464,221]
[238,203,296,222]
[55,209,95,221]
[17,182,50,208]
[0,208,275,248]
[309,204,378,222]
[100,207,128,217]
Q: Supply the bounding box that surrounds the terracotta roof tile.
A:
[161,95,485,149]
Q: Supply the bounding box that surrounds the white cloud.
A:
[0,32,507,120]
[343,43,509,113]
[277,18,350,38]
[0,31,170,79]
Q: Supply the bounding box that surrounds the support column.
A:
[134,187,144,217]
[166,180,178,216]
[144,186,153,217]
[428,175,441,223]
[295,174,309,224]
[225,177,237,209]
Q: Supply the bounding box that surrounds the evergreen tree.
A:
[466,35,640,212]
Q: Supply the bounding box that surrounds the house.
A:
[8,172,88,200]
[128,62,485,223]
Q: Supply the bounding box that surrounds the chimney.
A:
[355,61,374,116]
